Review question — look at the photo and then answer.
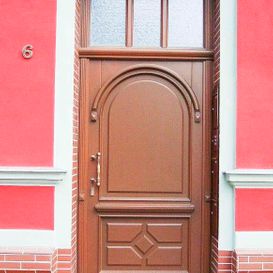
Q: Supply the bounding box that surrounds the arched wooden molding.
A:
[91,64,201,123]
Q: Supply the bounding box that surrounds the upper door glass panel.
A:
[168,0,203,48]
[133,0,161,47]
[89,0,204,48]
[90,0,126,46]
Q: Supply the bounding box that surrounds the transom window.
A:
[90,0,204,48]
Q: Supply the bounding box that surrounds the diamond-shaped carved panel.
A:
[103,218,189,270]
[134,234,154,254]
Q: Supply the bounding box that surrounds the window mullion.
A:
[161,0,168,48]
[126,0,134,47]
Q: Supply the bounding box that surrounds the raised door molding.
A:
[224,169,273,188]
[0,167,66,185]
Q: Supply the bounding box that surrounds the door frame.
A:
[77,1,215,272]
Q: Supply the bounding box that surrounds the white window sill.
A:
[224,169,273,188]
[0,167,66,185]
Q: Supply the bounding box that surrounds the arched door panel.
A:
[97,70,193,201]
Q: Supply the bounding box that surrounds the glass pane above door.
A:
[168,0,203,48]
[90,0,126,46]
[133,0,161,47]
[89,0,204,48]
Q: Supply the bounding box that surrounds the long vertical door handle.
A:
[96,152,101,186]
[91,152,101,187]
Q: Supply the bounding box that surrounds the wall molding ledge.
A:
[224,169,273,188]
[0,167,66,185]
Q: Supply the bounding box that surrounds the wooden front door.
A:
[79,1,213,273]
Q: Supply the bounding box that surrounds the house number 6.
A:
[22,44,33,59]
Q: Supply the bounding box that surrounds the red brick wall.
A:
[209,241,273,273]
[213,0,220,86]
[211,236,219,273]
[236,250,273,272]
[0,248,74,273]
[211,0,220,239]
[210,236,237,273]
[70,0,81,272]
[211,2,220,270]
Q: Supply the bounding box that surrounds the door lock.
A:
[90,178,97,196]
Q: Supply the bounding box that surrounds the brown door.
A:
[79,1,212,273]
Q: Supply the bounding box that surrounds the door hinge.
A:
[205,194,217,204]
[212,134,219,147]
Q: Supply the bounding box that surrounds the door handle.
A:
[90,152,101,196]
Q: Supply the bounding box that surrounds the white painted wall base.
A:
[0,230,56,248]
[235,232,273,249]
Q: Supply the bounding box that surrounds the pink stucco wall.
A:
[0,0,56,166]
[0,0,57,229]
[236,189,273,231]
[0,186,54,229]
[237,0,273,168]
[236,0,273,231]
